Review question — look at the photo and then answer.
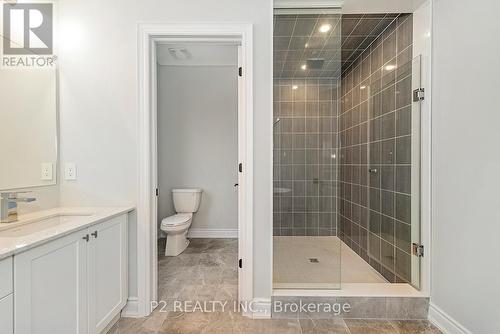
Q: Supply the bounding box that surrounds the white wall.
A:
[157,65,238,232]
[57,0,272,302]
[431,0,500,333]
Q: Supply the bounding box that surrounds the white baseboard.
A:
[188,228,238,238]
[244,298,271,319]
[428,302,472,334]
[99,312,121,334]
[121,297,140,318]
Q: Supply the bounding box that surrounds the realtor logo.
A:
[1,2,55,68]
[2,2,53,55]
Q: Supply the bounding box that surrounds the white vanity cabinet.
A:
[87,215,128,334]
[0,257,13,334]
[0,294,13,334]
[13,214,128,334]
[14,229,88,334]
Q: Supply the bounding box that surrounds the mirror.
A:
[0,69,58,190]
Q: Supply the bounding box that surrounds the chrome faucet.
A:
[0,192,37,223]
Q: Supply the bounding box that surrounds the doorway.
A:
[137,24,254,317]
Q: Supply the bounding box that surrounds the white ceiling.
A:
[341,0,425,13]
[156,43,238,66]
[274,0,425,13]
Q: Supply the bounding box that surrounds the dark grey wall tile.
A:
[395,136,411,164]
[395,221,411,253]
[338,13,414,282]
[381,190,395,217]
[395,193,411,223]
[395,106,411,136]
[381,139,395,164]
[381,113,396,139]
[369,234,381,261]
[381,239,395,271]
[383,31,396,64]
[395,166,411,194]
[396,15,413,52]
[380,216,395,244]
[371,45,382,70]
[381,165,395,191]
[395,248,411,282]
[396,75,412,109]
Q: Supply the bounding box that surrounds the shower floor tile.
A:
[273,236,386,288]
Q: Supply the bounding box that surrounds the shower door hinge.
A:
[155,188,159,196]
[238,67,242,77]
[413,88,425,102]
[239,163,243,173]
[239,259,242,268]
[412,243,424,257]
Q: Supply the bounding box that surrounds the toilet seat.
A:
[161,213,192,230]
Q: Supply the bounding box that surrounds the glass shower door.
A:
[366,51,422,287]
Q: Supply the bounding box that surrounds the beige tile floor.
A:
[111,311,441,333]
[110,238,441,333]
[156,238,238,304]
[273,236,386,288]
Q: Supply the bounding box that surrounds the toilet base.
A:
[165,229,190,256]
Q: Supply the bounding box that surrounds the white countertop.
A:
[0,206,135,260]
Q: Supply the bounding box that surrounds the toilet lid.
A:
[162,213,192,226]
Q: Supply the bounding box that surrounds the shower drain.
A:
[309,258,319,263]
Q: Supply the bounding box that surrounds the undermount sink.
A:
[0,213,94,236]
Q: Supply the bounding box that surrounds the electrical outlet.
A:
[65,163,77,180]
[41,163,53,180]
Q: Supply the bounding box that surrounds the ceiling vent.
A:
[306,58,325,70]
[168,48,191,60]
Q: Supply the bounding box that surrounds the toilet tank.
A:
[172,188,203,213]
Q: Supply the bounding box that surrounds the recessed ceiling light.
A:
[292,85,298,90]
[360,85,366,90]
[304,43,309,48]
[385,65,396,71]
[319,24,332,33]
[301,64,307,70]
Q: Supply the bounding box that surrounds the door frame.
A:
[136,23,254,317]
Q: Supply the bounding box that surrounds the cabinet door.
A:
[88,215,128,334]
[14,231,88,334]
[0,294,13,334]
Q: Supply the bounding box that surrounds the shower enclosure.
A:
[273,10,342,289]
[273,9,422,290]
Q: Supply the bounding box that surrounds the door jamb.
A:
[136,23,254,317]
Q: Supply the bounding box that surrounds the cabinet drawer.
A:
[0,294,13,334]
[0,257,13,298]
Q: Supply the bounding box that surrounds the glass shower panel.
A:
[410,55,422,288]
[366,47,422,287]
[273,10,342,289]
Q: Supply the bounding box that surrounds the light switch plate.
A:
[41,163,53,180]
[65,163,77,180]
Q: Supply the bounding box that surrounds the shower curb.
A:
[271,296,429,320]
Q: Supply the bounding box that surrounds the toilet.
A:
[160,188,202,256]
